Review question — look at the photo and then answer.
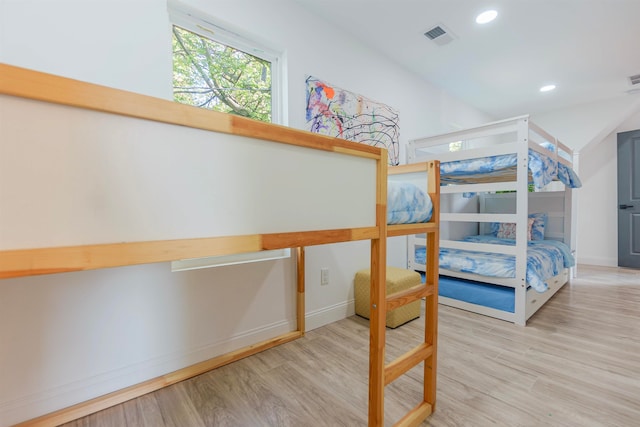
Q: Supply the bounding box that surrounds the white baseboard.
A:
[305,299,355,331]
[0,319,294,427]
[2,300,357,426]
[577,256,617,268]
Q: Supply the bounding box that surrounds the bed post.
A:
[368,152,388,426]
[296,247,305,335]
[424,160,440,409]
[514,117,530,326]
[568,151,579,277]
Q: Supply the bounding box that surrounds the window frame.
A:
[169,3,286,125]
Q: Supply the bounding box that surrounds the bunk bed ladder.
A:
[385,253,438,427]
[370,161,440,427]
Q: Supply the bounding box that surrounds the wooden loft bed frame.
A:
[0,64,440,427]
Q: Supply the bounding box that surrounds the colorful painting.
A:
[305,76,400,165]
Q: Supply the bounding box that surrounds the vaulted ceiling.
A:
[293,0,640,119]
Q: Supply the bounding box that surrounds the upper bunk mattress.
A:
[387,181,432,224]
[440,149,582,189]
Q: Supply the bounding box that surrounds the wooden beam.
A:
[368,153,388,426]
[0,235,261,279]
[261,227,379,249]
[384,343,434,386]
[0,64,382,161]
[386,284,434,312]
[393,402,433,427]
[0,227,382,279]
[297,247,306,335]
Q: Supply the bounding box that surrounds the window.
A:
[172,26,273,122]
[169,5,284,124]
[448,141,463,152]
[169,5,289,270]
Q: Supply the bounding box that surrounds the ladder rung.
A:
[386,284,434,311]
[393,401,433,427]
[384,343,433,386]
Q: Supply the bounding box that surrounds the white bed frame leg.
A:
[514,285,527,326]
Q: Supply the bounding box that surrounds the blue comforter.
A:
[387,181,433,224]
[440,149,582,189]
[416,235,575,293]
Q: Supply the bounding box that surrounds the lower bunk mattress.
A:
[415,235,575,293]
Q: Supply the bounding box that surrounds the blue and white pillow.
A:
[489,212,547,240]
[528,212,547,240]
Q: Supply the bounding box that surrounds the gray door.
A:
[618,129,640,268]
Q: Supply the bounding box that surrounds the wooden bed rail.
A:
[0,227,380,279]
[0,63,384,279]
[387,161,440,237]
[0,64,381,158]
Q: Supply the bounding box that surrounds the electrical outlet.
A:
[320,268,329,285]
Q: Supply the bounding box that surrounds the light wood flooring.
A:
[62,264,640,427]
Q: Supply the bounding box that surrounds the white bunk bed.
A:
[407,115,581,326]
[0,64,439,427]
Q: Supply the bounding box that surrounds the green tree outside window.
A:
[172,26,272,122]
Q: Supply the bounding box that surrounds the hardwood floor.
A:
[62,264,640,427]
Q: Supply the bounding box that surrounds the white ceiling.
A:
[293,0,640,119]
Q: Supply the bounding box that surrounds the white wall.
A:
[533,96,640,152]
[575,111,640,266]
[0,0,172,100]
[0,0,490,424]
[532,97,640,267]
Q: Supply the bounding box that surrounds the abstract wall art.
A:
[305,76,400,165]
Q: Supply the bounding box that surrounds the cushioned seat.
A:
[354,267,421,328]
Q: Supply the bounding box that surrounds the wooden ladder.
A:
[369,161,440,427]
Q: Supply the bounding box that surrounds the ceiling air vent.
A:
[424,26,446,40]
[424,24,455,46]
[629,74,640,85]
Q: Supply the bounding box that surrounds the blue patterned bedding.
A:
[387,181,433,224]
[415,235,575,293]
[440,149,582,189]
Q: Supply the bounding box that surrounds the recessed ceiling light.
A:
[540,84,556,92]
[476,10,498,24]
